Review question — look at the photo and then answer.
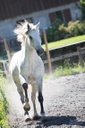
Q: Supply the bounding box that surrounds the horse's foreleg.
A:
[19,75,30,115]
[22,83,30,114]
[31,85,40,120]
[16,84,24,103]
[37,78,45,117]
[13,78,24,103]
[38,91,45,117]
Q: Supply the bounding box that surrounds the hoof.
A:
[25,118,32,122]
[33,115,41,120]
[41,113,46,121]
[41,112,45,117]
[24,114,32,122]
[23,103,30,111]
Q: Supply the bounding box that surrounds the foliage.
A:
[46,19,63,42]
[80,0,85,19]
[80,0,85,4]
[54,60,85,77]
[44,19,85,43]
[57,20,85,39]
[44,60,85,79]
[0,75,9,128]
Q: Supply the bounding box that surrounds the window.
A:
[56,11,63,21]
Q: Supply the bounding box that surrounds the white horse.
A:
[9,19,45,120]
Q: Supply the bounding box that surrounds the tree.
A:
[80,0,85,19]
[80,0,85,4]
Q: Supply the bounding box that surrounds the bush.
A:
[66,20,85,37]
[54,59,85,77]
[46,19,63,42]
[0,95,9,128]
[55,24,69,40]
[0,75,9,128]
[45,19,85,43]
[80,0,85,20]
[78,20,85,34]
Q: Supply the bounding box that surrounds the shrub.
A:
[46,19,63,42]
[80,0,85,20]
[78,20,85,34]
[0,75,9,128]
[54,60,85,77]
[55,24,69,40]
[45,19,85,43]
[67,21,82,37]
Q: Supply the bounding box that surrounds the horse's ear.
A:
[16,19,25,25]
[26,23,31,33]
[27,24,30,31]
[36,22,40,29]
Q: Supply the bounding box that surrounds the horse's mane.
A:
[14,19,40,45]
[14,19,29,43]
[14,19,28,35]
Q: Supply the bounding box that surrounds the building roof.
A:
[0,0,79,21]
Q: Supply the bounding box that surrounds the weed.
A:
[54,60,85,77]
[0,75,10,128]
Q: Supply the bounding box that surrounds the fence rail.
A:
[44,47,85,64]
[0,35,85,75]
[0,46,85,76]
[0,59,9,78]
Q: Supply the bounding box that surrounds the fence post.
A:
[77,46,84,67]
[4,38,11,63]
[43,30,52,73]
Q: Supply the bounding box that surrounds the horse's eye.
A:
[26,31,29,34]
[29,36,32,40]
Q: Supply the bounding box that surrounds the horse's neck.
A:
[21,39,37,62]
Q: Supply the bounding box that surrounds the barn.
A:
[0,0,81,39]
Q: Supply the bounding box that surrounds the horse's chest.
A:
[27,75,36,84]
[21,66,36,84]
[21,62,36,74]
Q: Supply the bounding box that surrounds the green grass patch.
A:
[44,60,85,79]
[42,35,85,50]
[54,64,85,77]
[54,60,85,77]
[0,75,10,128]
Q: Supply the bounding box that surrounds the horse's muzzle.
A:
[37,48,44,56]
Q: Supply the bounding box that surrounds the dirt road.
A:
[3,73,85,128]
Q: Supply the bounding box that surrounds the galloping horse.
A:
[9,19,45,120]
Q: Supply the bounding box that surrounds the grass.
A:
[0,75,10,128]
[54,64,85,77]
[44,60,85,79]
[42,35,85,50]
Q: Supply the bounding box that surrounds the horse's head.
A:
[14,19,44,56]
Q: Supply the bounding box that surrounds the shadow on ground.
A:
[27,115,85,128]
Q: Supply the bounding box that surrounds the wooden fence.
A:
[0,36,85,76]
[0,45,85,76]
[43,46,85,67]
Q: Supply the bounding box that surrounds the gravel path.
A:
[3,73,85,128]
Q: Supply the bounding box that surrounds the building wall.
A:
[0,2,81,39]
[0,0,79,21]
